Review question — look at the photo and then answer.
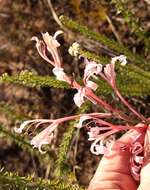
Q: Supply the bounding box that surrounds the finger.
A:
[99,130,142,174]
[138,126,150,190]
[88,130,140,190]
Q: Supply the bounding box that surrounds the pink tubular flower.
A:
[97,56,147,122]
[73,59,102,107]
[103,63,116,88]
[15,30,149,182]
[31,31,62,67]
[84,59,102,90]
[31,123,58,154]
[14,119,52,134]
[14,112,114,153]
[14,119,58,153]
[42,31,62,66]
[31,31,71,84]
[98,55,126,88]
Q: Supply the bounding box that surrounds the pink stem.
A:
[115,88,146,122]
[71,80,135,123]
[96,118,141,131]
[86,88,133,123]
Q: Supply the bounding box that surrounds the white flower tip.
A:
[52,67,68,82]
[53,30,63,39]
[42,32,61,49]
[120,55,127,66]
[31,140,47,154]
[14,127,23,134]
[42,30,63,38]
[31,36,38,42]
[87,131,95,141]
[31,141,48,154]
[73,97,82,107]
[90,144,101,155]
[111,55,127,66]
[41,31,49,36]
[14,120,33,134]
[76,115,90,128]
[84,62,103,83]
[68,42,80,57]
[90,142,108,155]
[73,88,85,108]
[31,132,54,154]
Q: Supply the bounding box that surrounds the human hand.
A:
[88,127,150,190]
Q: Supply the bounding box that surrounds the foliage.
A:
[0,71,69,89]
[111,0,150,51]
[59,16,149,70]
[0,169,84,190]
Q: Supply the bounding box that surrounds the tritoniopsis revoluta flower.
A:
[15,31,149,181]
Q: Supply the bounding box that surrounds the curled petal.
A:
[30,123,58,154]
[32,31,63,68]
[111,55,127,66]
[14,119,52,134]
[131,141,143,155]
[76,113,112,129]
[76,115,91,128]
[32,133,54,154]
[130,156,141,181]
[91,143,108,155]
[31,36,54,65]
[130,141,144,181]
[73,88,85,107]
[53,30,63,39]
[42,32,62,68]
[14,120,38,134]
[90,138,108,155]
[90,135,116,155]
[52,67,70,83]
[84,59,102,87]
[84,60,102,76]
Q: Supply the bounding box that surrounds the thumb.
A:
[88,130,140,190]
[138,125,150,190]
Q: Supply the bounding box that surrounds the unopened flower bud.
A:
[68,42,80,57]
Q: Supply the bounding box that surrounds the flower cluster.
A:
[15,31,149,181]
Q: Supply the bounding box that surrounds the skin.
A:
[88,127,150,190]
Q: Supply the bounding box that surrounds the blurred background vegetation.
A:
[0,0,149,189]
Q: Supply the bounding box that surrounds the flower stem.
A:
[86,88,133,123]
[115,88,146,122]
